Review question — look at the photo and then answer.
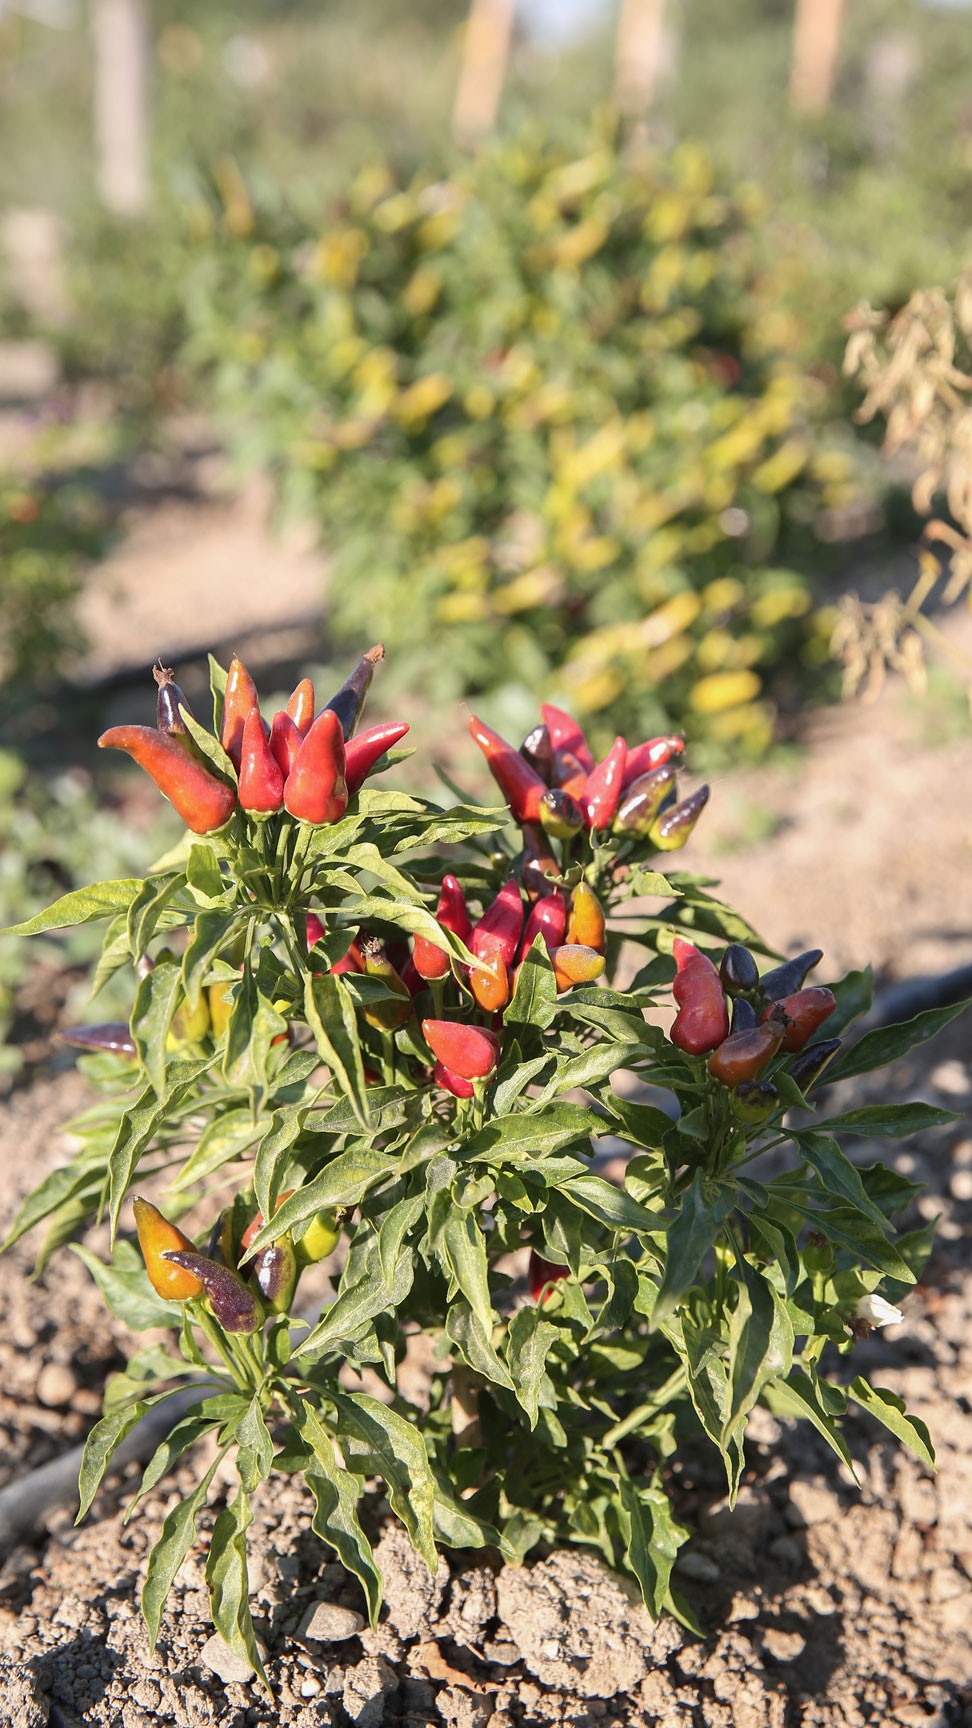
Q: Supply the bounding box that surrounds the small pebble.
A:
[948,1169,972,1203]
[930,1060,969,1097]
[36,1362,79,1408]
[298,1601,366,1643]
[675,1550,721,1583]
[762,1627,806,1662]
[300,1677,322,1698]
[200,1632,260,1684]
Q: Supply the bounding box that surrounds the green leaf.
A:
[506,1306,558,1428]
[107,1059,214,1243]
[505,940,557,1030]
[560,1172,661,1232]
[826,997,972,1084]
[465,1102,600,1166]
[333,1390,437,1571]
[3,1163,102,1252]
[651,1174,734,1327]
[442,1210,494,1335]
[294,1399,383,1626]
[762,1368,856,1476]
[794,1132,898,1231]
[131,961,182,1099]
[127,872,187,960]
[532,1043,645,1107]
[304,972,371,1131]
[70,1241,180,1332]
[617,1477,686,1619]
[142,1452,223,1647]
[77,1399,150,1522]
[1,878,142,937]
[128,1407,230,1518]
[237,1396,275,1491]
[823,966,873,1037]
[180,706,237,783]
[297,1239,415,1360]
[846,1376,935,1470]
[221,954,258,1080]
[605,1096,677,1151]
[680,1316,744,1498]
[246,1145,395,1259]
[446,1300,516,1393]
[186,843,233,908]
[492,1052,552,1115]
[811,1103,958,1138]
[787,1200,917,1283]
[723,1260,793,1450]
[171,1108,261,1192]
[432,1475,511,1558]
[207,1486,269,1688]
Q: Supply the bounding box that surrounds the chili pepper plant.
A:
[2,647,957,1683]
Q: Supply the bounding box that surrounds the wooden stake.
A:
[790,0,846,115]
[91,0,149,215]
[614,0,669,116]
[452,0,515,147]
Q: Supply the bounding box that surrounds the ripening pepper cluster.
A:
[307,865,608,1099]
[133,1192,342,1334]
[669,937,838,1123]
[98,647,408,833]
[469,703,708,851]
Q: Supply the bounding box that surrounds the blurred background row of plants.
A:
[2,0,970,1080]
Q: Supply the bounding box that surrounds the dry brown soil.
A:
[1,471,971,1728]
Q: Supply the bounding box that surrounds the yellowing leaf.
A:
[690,670,763,713]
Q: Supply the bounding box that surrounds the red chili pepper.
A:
[422,1018,500,1080]
[413,874,472,980]
[470,955,510,1013]
[324,644,384,740]
[468,714,547,824]
[551,944,605,991]
[762,986,837,1053]
[649,785,709,851]
[434,1059,475,1099]
[238,705,285,812]
[306,913,326,950]
[621,735,684,790]
[471,878,524,967]
[344,720,410,796]
[133,1197,204,1302]
[399,954,424,997]
[98,726,236,834]
[517,891,567,961]
[221,656,260,772]
[269,710,303,782]
[565,882,605,952]
[153,663,195,739]
[331,937,364,975]
[539,704,595,773]
[286,677,315,736]
[528,1249,569,1304]
[582,737,627,831]
[551,748,589,800]
[707,1020,785,1087]
[670,940,729,1055]
[284,709,348,824]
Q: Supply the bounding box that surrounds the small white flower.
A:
[855,1293,904,1329]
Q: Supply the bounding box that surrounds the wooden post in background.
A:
[91,0,150,214]
[452,0,515,148]
[790,0,845,115]
[614,0,669,117]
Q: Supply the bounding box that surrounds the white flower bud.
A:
[855,1293,904,1329]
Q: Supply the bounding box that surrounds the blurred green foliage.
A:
[179,125,863,754]
[0,471,110,691]
[0,758,166,1087]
